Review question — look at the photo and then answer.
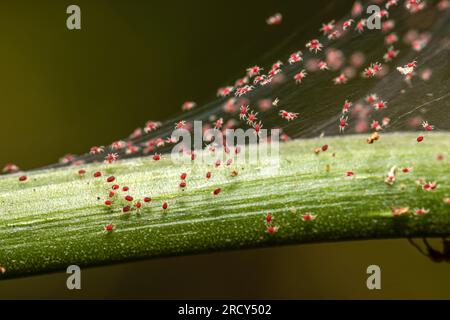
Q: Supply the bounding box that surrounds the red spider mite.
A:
[265,214,273,223]
[294,70,308,83]
[382,20,395,33]
[217,86,234,97]
[422,121,434,132]
[386,0,399,9]
[3,163,19,173]
[206,172,212,179]
[402,167,413,173]
[239,105,249,119]
[104,224,114,232]
[253,121,263,136]
[342,100,353,114]
[109,191,115,198]
[343,19,354,30]
[423,182,438,191]
[180,181,187,189]
[346,171,354,177]
[352,1,363,16]
[288,51,303,65]
[135,201,142,209]
[384,46,399,62]
[266,226,279,234]
[437,154,444,161]
[104,153,119,164]
[182,101,196,112]
[319,61,329,70]
[112,184,120,190]
[93,171,102,178]
[153,154,161,161]
[107,176,115,183]
[213,188,222,196]
[111,140,125,150]
[355,19,366,32]
[374,100,387,110]
[246,111,258,124]
[371,121,381,131]
[19,175,28,182]
[365,94,378,104]
[320,20,335,35]
[123,206,131,213]
[180,173,187,180]
[144,121,161,133]
[215,118,223,129]
[302,213,316,221]
[125,195,133,202]
[144,197,152,203]
[235,85,254,97]
[162,202,168,210]
[279,110,299,121]
[306,39,323,53]
[322,145,329,152]
[90,146,104,154]
[333,74,348,85]
[78,169,86,176]
[266,13,282,26]
[385,33,398,46]
[415,208,429,216]
[122,187,129,192]
[417,136,424,143]
[246,66,263,78]
[105,200,112,206]
[339,117,348,132]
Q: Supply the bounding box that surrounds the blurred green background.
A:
[0,0,449,299]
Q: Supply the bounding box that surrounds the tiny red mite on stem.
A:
[125,195,133,202]
[112,184,120,190]
[93,171,102,178]
[302,214,316,221]
[105,200,112,206]
[107,176,115,183]
[213,188,222,196]
[78,169,86,176]
[122,186,129,192]
[104,224,114,232]
[144,197,152,203]
[266,226,279,234]
[123,206,131,213]
[180,173,187,180]
[162,202,168,210]
[19,175,28,182]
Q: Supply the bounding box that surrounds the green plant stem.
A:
[1,133,449,278]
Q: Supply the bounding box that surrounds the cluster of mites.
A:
[1,0,443,171]
[0,0,435,170]
[8,146,450,235]
[90,170,221,233]
[2,0,450,234]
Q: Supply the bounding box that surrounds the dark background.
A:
[0,0,449,299]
